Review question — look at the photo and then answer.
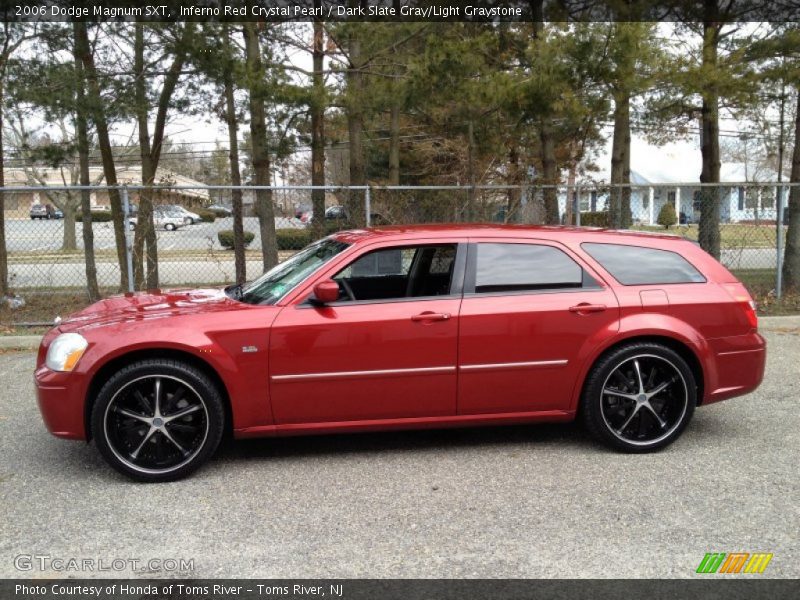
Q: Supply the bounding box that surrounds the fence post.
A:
[649,187,655,225]
[776,184,785,300]
[365,186,371,227]
[121,187,135,294]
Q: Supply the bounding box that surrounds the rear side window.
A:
[475,243,583,293]
[582,243,706,285]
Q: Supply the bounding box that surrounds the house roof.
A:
[2,166,209,199]
[590,137,779,185]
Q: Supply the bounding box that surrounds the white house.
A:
[559,139,783,224]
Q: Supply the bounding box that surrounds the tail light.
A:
[722,283,758,330]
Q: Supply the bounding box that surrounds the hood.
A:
[57,288,246,333]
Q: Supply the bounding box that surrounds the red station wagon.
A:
[35,225,766,481]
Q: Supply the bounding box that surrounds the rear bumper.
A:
[702,331,766,405]
[34,366,88,440]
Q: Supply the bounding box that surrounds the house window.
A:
[667,190,676,205]
[745,188,759,210]
[642,194,649,210]
[590,191,598,212]
[762,190,775,210]
[693,190,702,212]
[737,187,745,211]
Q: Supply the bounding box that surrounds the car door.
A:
[269,241,466,424]
[457,239,620,415]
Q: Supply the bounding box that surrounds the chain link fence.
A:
[0,182,790,324]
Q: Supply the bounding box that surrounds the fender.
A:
[78,312,278,432]
[567,312,711,412]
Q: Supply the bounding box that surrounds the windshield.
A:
[239,238,350,305]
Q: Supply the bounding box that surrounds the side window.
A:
[474,243,584,293]
[581,243,706,285]
[333,244,457,302]
[339,247,413,279]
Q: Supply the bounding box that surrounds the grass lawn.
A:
[634,223,783,249]
[732,269,800,315]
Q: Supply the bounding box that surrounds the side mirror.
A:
[311,279,340,305]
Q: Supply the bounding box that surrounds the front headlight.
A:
[46,333,89,372]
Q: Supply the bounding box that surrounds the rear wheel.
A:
[91,360,225,482]
[165,223,176,231]
[582,343,696,452]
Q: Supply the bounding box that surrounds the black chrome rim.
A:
[600,354,688,446]
[104,375,209,474]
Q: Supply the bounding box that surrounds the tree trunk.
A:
[782,83,800,291]
[223,25,246,285]
[698,15,722,259]
[62,204,77,251]
[540,118,559,224]
[75,21,128,292]
[74,29,99,302]
[531,6,559,226]
[610,91,632,228]
[388,102,400,186]
[243,21,278,271]
[133,23,158,290]
[346,23,366,227]
[388,0,402,187]
[466,119,476,221]
[310,14,326,240]
[75,63,100,300]
[506,141,521,223]
[0,79,7,296]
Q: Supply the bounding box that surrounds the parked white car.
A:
[161,204,201,225]
[128,209,184,231]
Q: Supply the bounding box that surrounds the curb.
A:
[1,315,798,353]
[759,315,800,329]
[0,336,42,351]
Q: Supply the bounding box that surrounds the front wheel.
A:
[91,360,225,482]
[581,343,696,452]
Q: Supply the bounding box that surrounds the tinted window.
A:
[334,244,457,301]
[475,243,583,293]
[341,247,412,278]
[582,243,706,285]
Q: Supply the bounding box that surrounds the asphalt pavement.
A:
[0,329,797,578]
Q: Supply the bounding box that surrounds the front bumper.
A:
[35,365,88,440]
[703,331,766,405]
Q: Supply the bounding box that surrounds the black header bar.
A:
[1,0,799,23]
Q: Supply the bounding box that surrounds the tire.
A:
[165,223,176,231]
[184,217,193,225]
[581,342,696,453]
[91,359,225,482]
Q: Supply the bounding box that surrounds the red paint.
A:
[35,225,766,441]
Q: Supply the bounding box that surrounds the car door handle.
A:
[569,303,607,314]
[411,312,451,322]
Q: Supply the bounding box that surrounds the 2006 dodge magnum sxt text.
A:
[35,225,766,481]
